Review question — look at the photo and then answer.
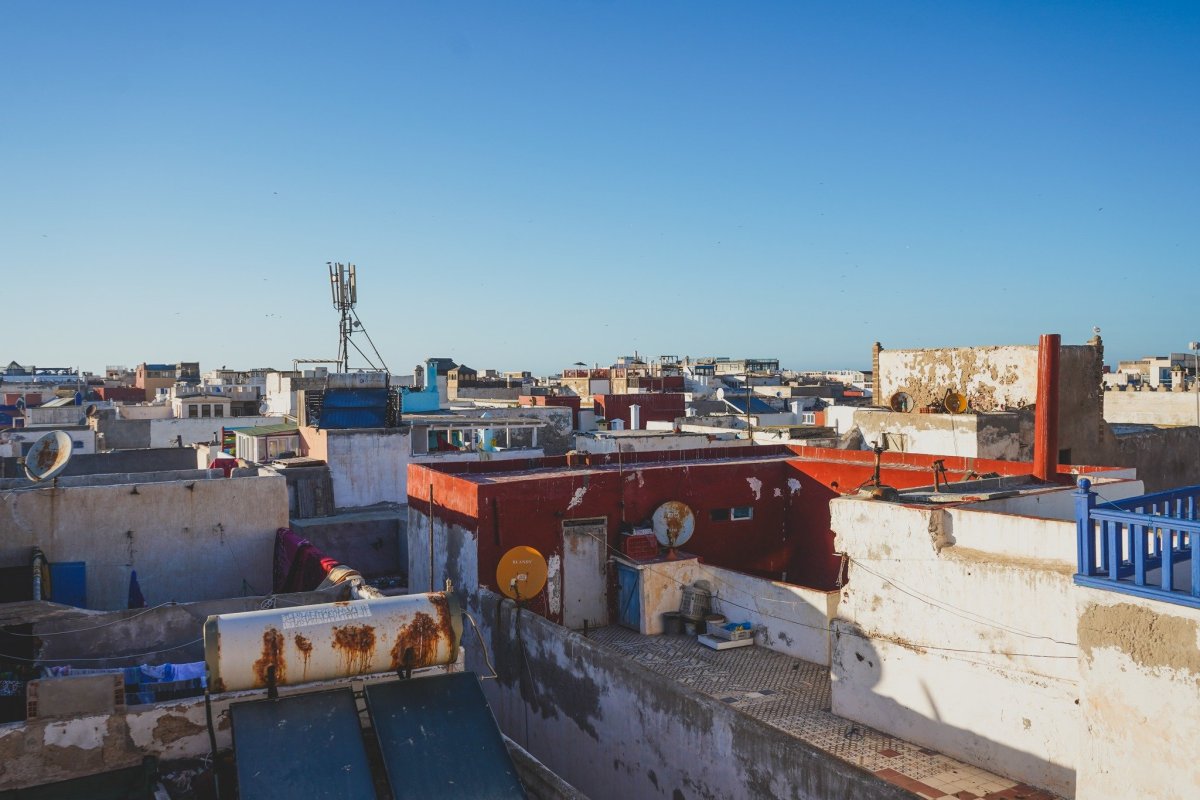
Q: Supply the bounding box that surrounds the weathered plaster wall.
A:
[1103,426,1200,492]
[322,428,412,509]
[0,474,288,609]
[408,506,480,599]
[469,590,915,800]
[289,510,405,579]
[0,666,433,791]
[1103,387,1200,425]
[304,426,548,510]
[92,417,154,450]
[1074,587,1200,800]
[823,407,1028,461]
[830,497,1079,796]
[0,700,224,789]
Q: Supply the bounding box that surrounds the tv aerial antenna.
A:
[328,262,389,374]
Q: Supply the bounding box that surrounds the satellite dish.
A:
[258,401,271,416]
[942,391,968,414]
[84,404,98,418]
[496,546,548,601]
[15,397,25,410]
[23,430,73,482]
[652,501,695,560]
[889,392,913,413]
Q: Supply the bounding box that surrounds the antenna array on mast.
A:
[326,262,389,374]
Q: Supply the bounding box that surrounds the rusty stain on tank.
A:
[293,634,313,679]
[390,595,454,670]
[332,624,376,675]
[252,628,286,688]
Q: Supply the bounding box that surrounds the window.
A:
[214,405,224,418]
[188,404,199,418]
[201,404,211,418]
[72,440,83,449]
[711,506,753,522]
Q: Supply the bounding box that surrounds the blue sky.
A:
[2,2,1197,375]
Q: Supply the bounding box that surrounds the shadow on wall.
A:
[830,626,1075,798]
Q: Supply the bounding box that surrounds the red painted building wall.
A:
[409,446,1115,623]
[93,387,145,403]
[594,393,685,429]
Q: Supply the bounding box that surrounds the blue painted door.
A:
[616,563,641,631]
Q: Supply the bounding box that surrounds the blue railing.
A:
[1075,478,1200,608]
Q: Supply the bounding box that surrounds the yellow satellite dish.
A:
[943,390,968,414]
[496,546,548,601]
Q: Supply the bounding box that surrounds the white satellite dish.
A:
[258,400,271,416]
[23,430,74,482]
[652,500,695,560]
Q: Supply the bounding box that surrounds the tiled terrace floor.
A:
[589,626,1061,800]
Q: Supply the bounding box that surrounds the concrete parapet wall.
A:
[468,590,914,800]
[1074,587,1200,800]
[1104,389,1200,425]
[830,497,1079,796]
[0,474,288,609]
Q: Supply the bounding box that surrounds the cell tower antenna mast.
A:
[327,262,389,373]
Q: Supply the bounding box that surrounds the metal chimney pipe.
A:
[1034,333,1061,482]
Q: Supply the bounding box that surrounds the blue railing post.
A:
[1076,478,1095,576]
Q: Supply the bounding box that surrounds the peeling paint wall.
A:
[0,697,227,790]
[877,343,1102,462]
[1074,588,1200,800]
[0,474,287,609]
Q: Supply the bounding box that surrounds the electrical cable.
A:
[1,601,181,636]
[463,611,498,680]
[847,557,1079,647]
[0,637,204,664]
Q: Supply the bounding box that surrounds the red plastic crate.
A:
[621,533,659,561]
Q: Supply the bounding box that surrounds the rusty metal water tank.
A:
[204,592,462,693]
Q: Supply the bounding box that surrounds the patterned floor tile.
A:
[587,627,1063,800]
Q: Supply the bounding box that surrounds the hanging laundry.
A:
[272,528,339,593]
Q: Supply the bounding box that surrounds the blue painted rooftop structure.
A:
[400,358,442,414]
[1075,478,1200,608]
